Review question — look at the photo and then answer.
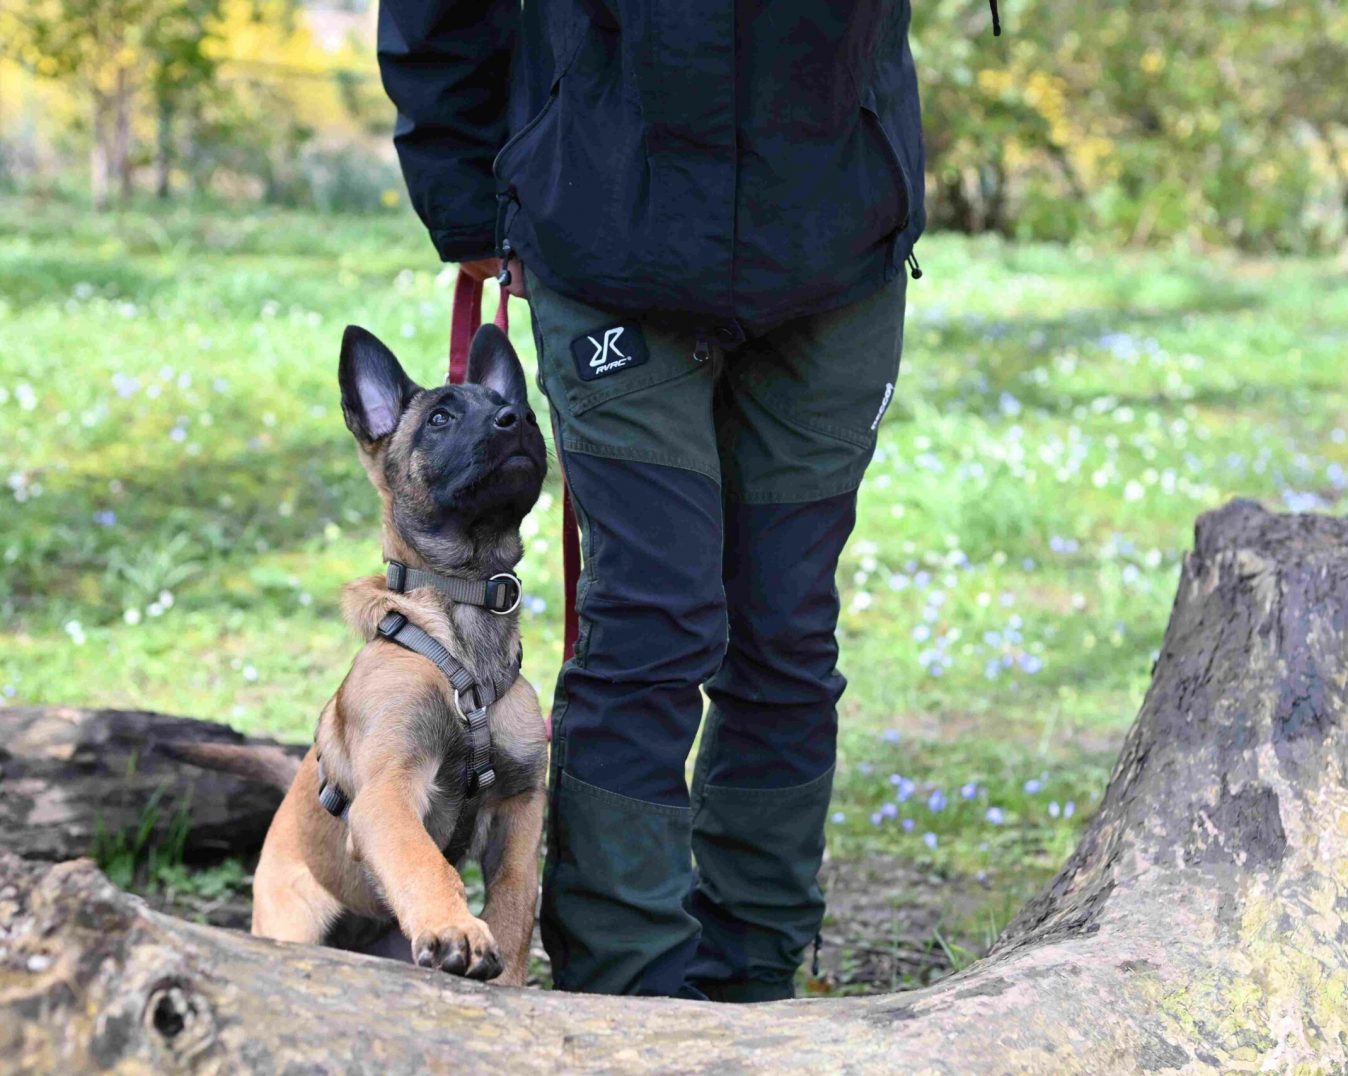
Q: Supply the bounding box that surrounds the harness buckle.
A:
[452,684,487,724]
[377,611,408,638]
[486,572,522,615]
[386,561,408,593]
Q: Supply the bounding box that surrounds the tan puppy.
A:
[189,323,548,983]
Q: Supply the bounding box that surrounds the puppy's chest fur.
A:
[321,575,547,858]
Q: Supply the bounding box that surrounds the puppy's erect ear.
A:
[339,326,418,444]
[466,323,528,403]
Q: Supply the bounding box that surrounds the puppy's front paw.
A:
[411,916,503,981]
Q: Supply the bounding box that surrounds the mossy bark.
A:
[1,500,1345,1073]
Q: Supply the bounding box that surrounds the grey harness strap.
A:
[314,569,524,822]
[375,611,521,798]
[386,560,522,615]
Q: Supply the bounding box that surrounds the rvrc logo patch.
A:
[570,323,649,382]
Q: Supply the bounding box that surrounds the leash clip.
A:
[486,572,523,615]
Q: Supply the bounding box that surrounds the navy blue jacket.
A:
[378,0,925,337]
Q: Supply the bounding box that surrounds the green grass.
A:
[3,196,1346,984]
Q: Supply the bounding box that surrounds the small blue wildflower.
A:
[960,782,978,800]
[922,832,938,850]
[1049,800,1061,819]
[830,811,846,825]
[881,729,901,744]
[1064,801,1076,819]
[869,812,883,827]
[902,818,914,832]
[895,777,916,802]
[92,510,117,527]
[985,806,1006,825]
[927,789,947,813]
[881,802,898,819]
[1023,778,1042,794]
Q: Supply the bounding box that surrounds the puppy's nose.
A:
[494,404,523,429]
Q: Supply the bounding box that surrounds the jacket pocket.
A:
[491,16,590,183]
[493,90,560,183]
[861,89,912,236]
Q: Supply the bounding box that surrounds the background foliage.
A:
[916,0,1348,250]
[2,0,1347,248]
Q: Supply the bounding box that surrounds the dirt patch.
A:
[809,854,991,994]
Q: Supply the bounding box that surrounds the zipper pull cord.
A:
[692,335,711,365]
[495,192,515,287]
[989,0,1002,36]
[906,252,924,280]
[811,932,822,978]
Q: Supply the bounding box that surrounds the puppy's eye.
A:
[427,408,451,427]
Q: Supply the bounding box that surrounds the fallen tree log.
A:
[0,707,302,862]
[1,499,1346,1072]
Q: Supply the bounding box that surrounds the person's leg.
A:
[687,273,908,1001]
[527,270,724,996]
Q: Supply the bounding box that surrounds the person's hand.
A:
[459,257,528,298]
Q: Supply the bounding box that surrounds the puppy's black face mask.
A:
[338,324,547,546]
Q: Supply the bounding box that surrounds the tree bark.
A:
[1,500,1346,1072]
[112,66,134,204]
[89,92,112,211]
[156,97,173,200]
[0,706,301,863]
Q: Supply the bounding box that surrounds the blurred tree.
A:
[1,0,226,206]
[913,0,1348,251]
[145,0,224,199]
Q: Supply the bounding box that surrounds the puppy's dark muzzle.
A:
[494,403,536,430]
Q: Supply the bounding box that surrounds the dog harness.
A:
[315,560,524,820]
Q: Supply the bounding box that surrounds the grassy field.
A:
[3,197,1345,989]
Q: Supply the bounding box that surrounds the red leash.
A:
[448,272,509,382]
[448,272,581,734]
